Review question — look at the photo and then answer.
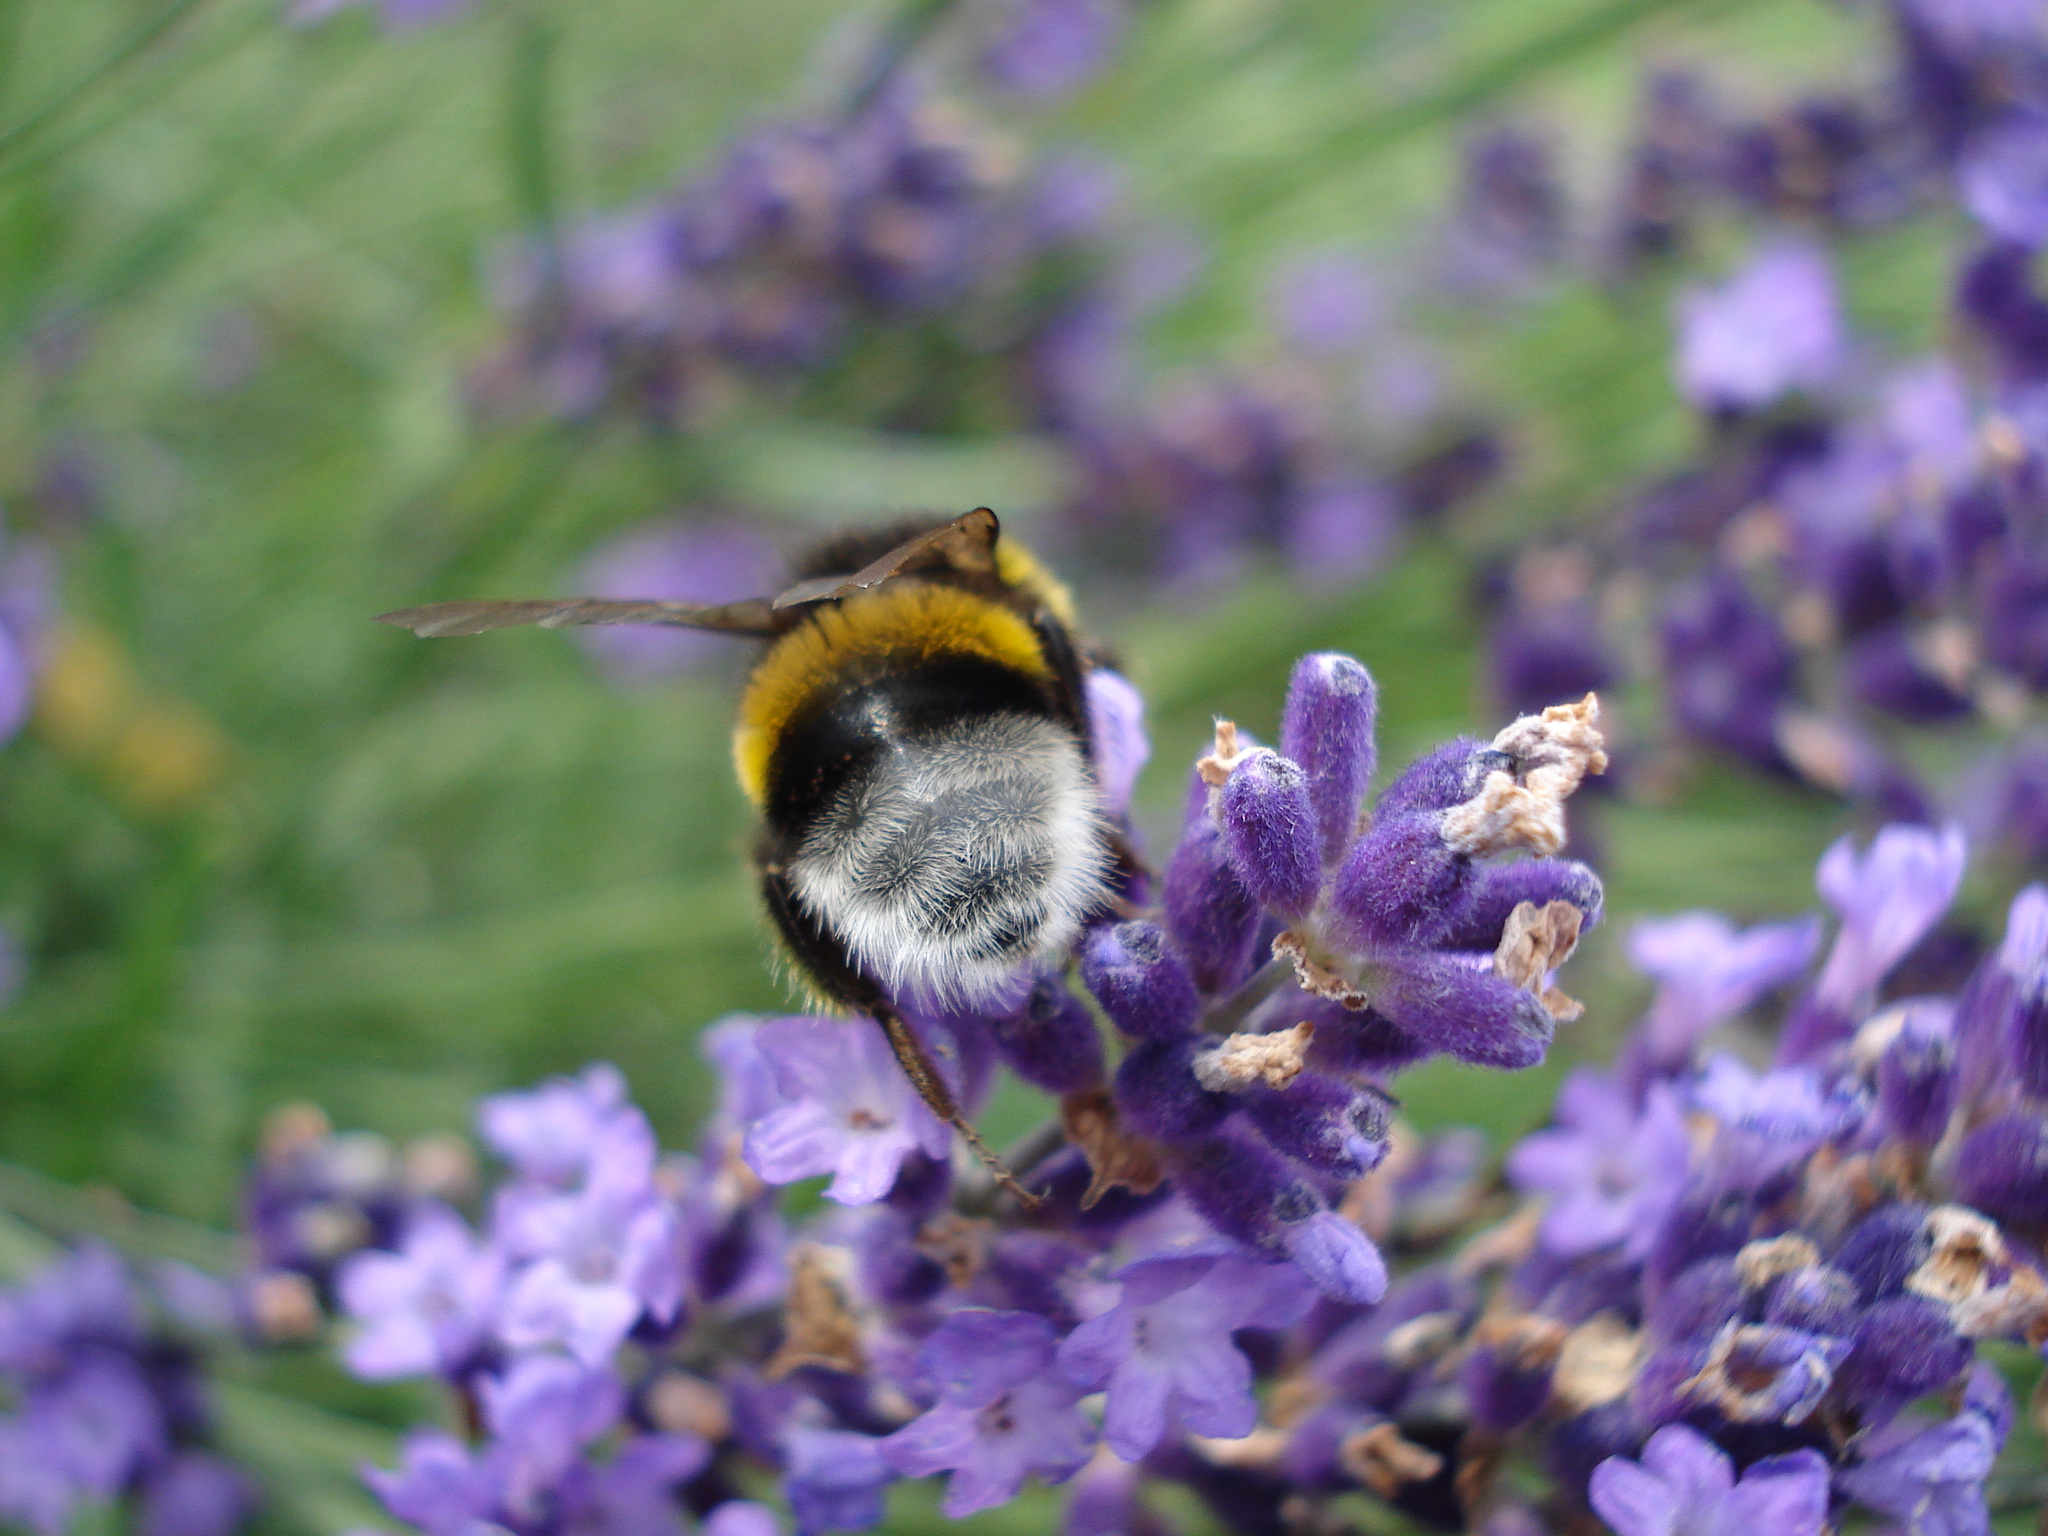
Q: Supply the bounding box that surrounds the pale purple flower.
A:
[478,1062,644,1187]
[1629,912,1823,1063]
[1836,1413,1996,1535]
[1283,481,1398,589]
[336,1203,503,1381]
[1590,1425,1829,1536]
[1812,824,1967,1008]
[1268,254,1384,357]
[0,1245,142,1374]
[979,0,1126,100]
[1965,115,2048,249]
[575,520,783,682]
[1085,670,1149,819]
[782,1426,892,1535]
[1690,1055,1861,1188]
[35,1354,168,1498]
[878,1310,1095,1515]
[288,0,473,32]
[494,1170,685,1365]
[700,1016,788,1128]
[1506,1070,1690,1260]
[363,1429,502,1536]
[479,1355,624,1504]
[702,1500,782,1536]
[1881,360,1981,491]
[742,1016,950,1206]
[1057,1251,1315,1459]
[138,1454,252,1536]
[561,1434,711,1536]
[1674,239,1843,411]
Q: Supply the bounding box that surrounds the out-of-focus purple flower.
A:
[575,520,784,682]
[288,0,474,32]
[138,1453,252,1536]
[1690,1055,1860,1188]
[783,1426,893,1535]
[478,1062,644,1188]
[742,1016,951,1205]
[1440,125,1567,294]
[1506,1070,1689,1260]
[1836,1408,1999,1536]
[1283,480,1399,589]
[1674,238,1843,411]
[1057,1251,1314,1459]
[1811,824,1967,1009]
[337,1203,503,1381]
[479,1354,626,1502]
[979,0,1126,100]
[1628,912,1822,1066]
[878,1310,1095,1515]
[1085,670,1149,819]
[1962,114,2048,246]
[363,1430,501,1536]
[1588,1424,1829,1536]
[1268,254,1385,357]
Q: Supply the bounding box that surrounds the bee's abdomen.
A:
[769,666,1110,1005]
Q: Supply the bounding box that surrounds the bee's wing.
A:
[375,596,785,638]
[770,506,1000,611]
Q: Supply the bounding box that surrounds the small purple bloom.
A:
[978,0,1126,100]
[1506,1070,1690,1260]
[1837,1409,1999,1535]
[783,1426,893,1535]
[1690,1055,1861,1189]
[336,1202,503,1380]
[742,1016,950,1205]
[479,1354,625,1503]
[478,1062,643,1187]
[1085,670,1149,819]
[1081,923,1200,1040]
[1057,1251,1314,1459]
[878,1310,1095,1516]
[1628,912,1822,1065]
[364,1429,501,1536]
[138,1455,253,1536]
[1588,1424,1829,1536]
[1674,238,1843,411]
[1218,750,1322,919]
[1812,824,1967,1009]
[1278,652,1379,868]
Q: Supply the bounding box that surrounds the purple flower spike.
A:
[1162,819,1262,995]
[1279,653,1378,867]
[336,1203,502,1380]
[879,1310,1095,1516]
[742,1016,950,1205]
[1219,751,1323,920]
[1588,1425,1828,1536]
[1507,1071,1689,1261]
[1811,823,1967,1013]
[1085,670,1149,819]
[1080,923,1200,1040]
[1058,1252,1314,1460]
[1327,814,1470,952]
[1370,952,1557,1069]
[1674,238,1843,412]
[783,1426,892,1536]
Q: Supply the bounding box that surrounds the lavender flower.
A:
[1588,1425,1829,1536]
[1674,238,1844,412]
[1506,1069,1689,1260]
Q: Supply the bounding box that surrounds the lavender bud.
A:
[1374,739,1508,820]
[1219,750,1323,920]
[1278,652,1379,865]
[1327,814,1471,952]
[1876,1012,1957,1147]
[1437,858,1603,952]
[1832,1296,1971,1420]
[1954,1116,2048,1226]
[1080,922,1199,1040]
[1833,1204,1932,1304]
[1161,822,1263,996]
[1459,1317,1565,1435]
[1241,1073,1392,1179]
[1370,952,1557,1069]
[989,977,1105,1095]
[1645,1257,1744,1345]
[1113,1039,1233,1145]
[1763,1266,1861,1338]
[1302,997,1430,1077]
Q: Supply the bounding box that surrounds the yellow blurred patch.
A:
[34,624,229,816]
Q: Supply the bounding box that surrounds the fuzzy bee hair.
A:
[784,710,1114,1008]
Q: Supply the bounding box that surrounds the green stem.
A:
[0,1159,237,1272]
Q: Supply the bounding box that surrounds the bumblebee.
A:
[380,510,1119,1196]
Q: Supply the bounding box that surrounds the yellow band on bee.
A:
[732,581,1053,805]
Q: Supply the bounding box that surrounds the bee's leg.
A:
[758,855,1042,1208]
